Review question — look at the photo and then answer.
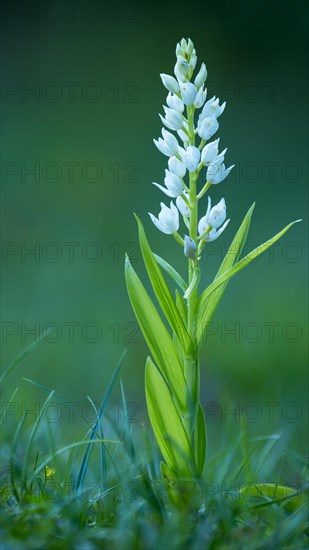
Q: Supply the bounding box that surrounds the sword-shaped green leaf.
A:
[154,254,187,294]
[125,255,187,411]
[194,404,206,477]
[145,357,194,477]
[135,216,192,353]
[197,203,255,345]
[196,219,301,345]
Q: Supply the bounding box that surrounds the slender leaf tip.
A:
[133,212,141,225]
[124,253,131,268]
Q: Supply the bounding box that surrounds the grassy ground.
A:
[1,349,308,550]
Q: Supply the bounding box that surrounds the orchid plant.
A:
[125,38,300,489]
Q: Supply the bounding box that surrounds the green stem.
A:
[184,105,199,441]
[197,181,212,201]
[172,232,184,246]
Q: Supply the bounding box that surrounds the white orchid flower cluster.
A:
[149,38,234,255]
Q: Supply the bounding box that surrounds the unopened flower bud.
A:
[160,73,180,94]
[189,51,197,71]
[194,63,207,88]
[166,92,184,113]
[186,38,194,56]
[175,55,190,77]
[184,235,196,259]
[168,156,186,177]
[194,85,207,109]
[179,82,197,106]
[176,193,190,216]
[201,139,220,164]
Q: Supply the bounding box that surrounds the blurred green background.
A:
[1,1,308,458]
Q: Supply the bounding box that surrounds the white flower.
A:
[189,51,197,71]
[186,39,194,56]
[184,236,196,259]
[176,38,194,57]
[176,193,190,216]
[194,85,207,109]
[198,198,230,241]
[175,55,190,78]
[200,96,226,120]
[215,148,228,165]
[160,106,183,131]
[197,116,219,140]
[194,63,207,88]
[160,73,179,94]
[152,170,183,198]
[205,197,227,228]
[179,145,200,172]
[206,161,234,185]
[149,201,179,234]
[204,221,230,242]
[198,216,210,237]
[153,128,179,157]
[166,92,184,113]
[168,156,186,177]
[177,124,189,145]
[176,41,183,56]
[176,38,187,56]
[201,139,220,164]
[179,82,197,106]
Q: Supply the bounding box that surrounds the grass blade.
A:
[125,255,187,411]
[76,349,126,493]
[136,215,192,352]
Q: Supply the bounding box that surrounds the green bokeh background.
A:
[1,1,308,457]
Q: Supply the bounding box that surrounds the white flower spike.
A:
[126,37,300,485]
